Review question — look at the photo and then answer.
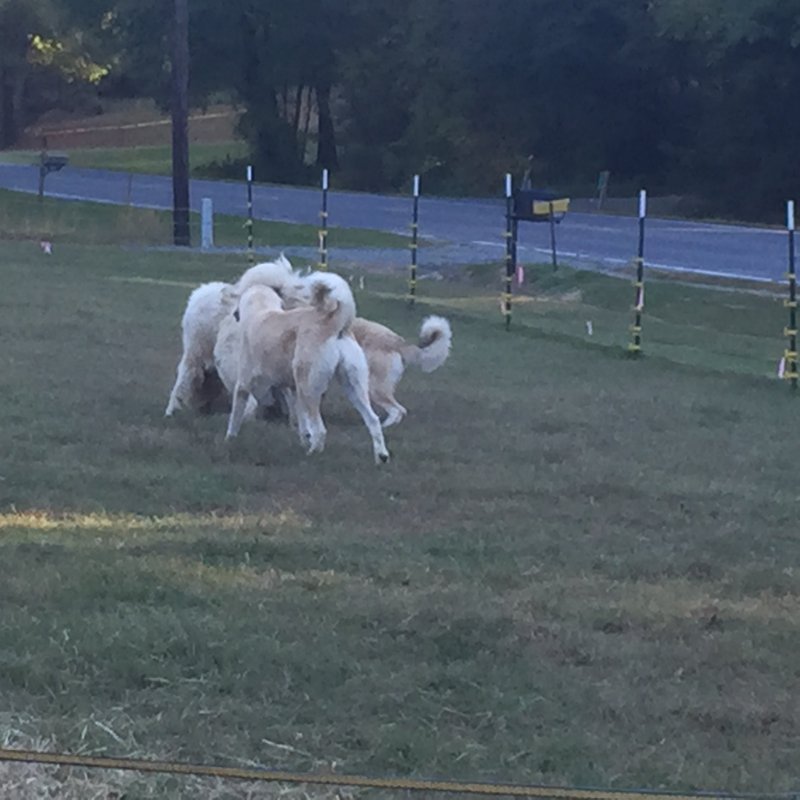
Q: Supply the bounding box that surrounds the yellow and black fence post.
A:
[785,200,798,390]
[246,164,254,264]
[628,189,647,356]
[503,173,516,331]
[318,169,329,271]
[548,201,558,271]
[408,174,420,307]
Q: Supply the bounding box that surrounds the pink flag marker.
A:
[516,264,525,286]
[778,357,786,379]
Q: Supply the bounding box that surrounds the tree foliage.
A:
[5,0,800,219]
[0,0,109,146]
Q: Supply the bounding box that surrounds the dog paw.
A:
[376,451,390,464]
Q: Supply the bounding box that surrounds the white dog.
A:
[167,257,452,430]
[164,255,301,416]
[226,275,390,464]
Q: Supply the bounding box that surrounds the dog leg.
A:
[380,402,407,428]
[376,353,407,428]
[293,390,325,453]
[305,400,327,454]
[225,383,251,440]
[282,388,298,429]
[343,380,390,463]
[337,341,390,464]
[243,395,259,421]
[165,356,199,416]
[291,391,313,451]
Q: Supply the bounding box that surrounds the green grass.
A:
[0,188,411,249]
[458,261,787,377]
[1,241,799,798]
[0,142,249,177]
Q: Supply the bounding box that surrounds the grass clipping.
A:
[1,730,356,800]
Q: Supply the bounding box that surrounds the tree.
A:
[0,0,108,148]
[652,0,800,217]
[172,0,189,246]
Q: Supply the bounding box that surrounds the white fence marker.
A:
[201,197,214,250]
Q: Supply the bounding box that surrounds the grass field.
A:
[0,142,247,176]
[0,188,410,250]
[1,239,799,799]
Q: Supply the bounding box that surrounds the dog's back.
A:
[235,286,292,386]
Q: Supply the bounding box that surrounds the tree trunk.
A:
[292,84,303,134]
[171,0,191,246]
[315,82,338,170]
[300,85,313,164]
[0,67,18,149]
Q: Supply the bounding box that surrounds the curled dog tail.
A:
[235,253,296,295]
[402,315,452,373]
[308,273,356,332]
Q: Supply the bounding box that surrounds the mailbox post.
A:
[512,188,570,272]
[38,140,69,201]
[502,181,570,328]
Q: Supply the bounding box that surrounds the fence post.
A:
[246,165,254,264]
[318,169,329,271]
[786,200,798,390]
[548,201,558,271]
[201,198,214,251]
[408,174,420,307]
[628,189,647,356]
[503,173,516,330]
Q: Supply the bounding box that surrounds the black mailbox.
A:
[41,153,69,174]
[37,152,69,199]
[513,189,569,222]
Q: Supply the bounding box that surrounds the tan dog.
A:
[350,315,452,427]
[226,275,389,464]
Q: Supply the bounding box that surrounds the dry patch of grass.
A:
[1,726,360,799]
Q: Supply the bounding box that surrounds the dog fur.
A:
[225,275,389,464]
[350,315,452,427]
[164,255,300,416]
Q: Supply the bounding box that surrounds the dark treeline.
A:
[3,0,800,219]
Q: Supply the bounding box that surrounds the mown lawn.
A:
[0,141,248,177]
[0,188,410,250]
[1,240,799,799]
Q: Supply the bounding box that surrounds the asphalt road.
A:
[0,163,790,281]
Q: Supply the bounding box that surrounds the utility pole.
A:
[171,0,190,246]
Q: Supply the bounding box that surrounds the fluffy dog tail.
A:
[235,254,296,295]
[402,316,452,373]
[308,273,356,332]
